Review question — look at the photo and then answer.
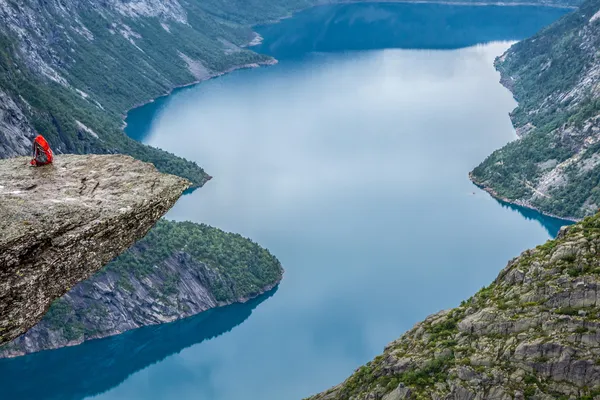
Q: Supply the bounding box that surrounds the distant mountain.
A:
[471,0,600,220]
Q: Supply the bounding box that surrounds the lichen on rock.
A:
[0,154,189,345]
[308,213,600,400]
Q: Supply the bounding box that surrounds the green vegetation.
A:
[106,219,283,302]
[31,219,282,344]
[309,212,600,400]
[0,32,207,187]
[471,0,600,219]
[44,299,85,342]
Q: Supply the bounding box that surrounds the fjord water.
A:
[0,4,570,400]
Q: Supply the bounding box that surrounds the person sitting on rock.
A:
[30,135,53,166]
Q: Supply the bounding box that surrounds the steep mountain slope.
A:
[471,0,600,220]
[0,220,283,357]
[0,0,316,185]
[309,212,600,400]
[0,19,208,186]
[0,0,584,184]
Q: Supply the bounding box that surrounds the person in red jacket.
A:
[30,135,54,166]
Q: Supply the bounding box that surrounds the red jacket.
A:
[31,135,54,166]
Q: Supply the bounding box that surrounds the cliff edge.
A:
[0,154,189,345]
[0,220,284,358]
[308,213,600,400]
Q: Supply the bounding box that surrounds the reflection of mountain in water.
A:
[0,287,278,400]
[254,3,568,58]
[494,199,573,238]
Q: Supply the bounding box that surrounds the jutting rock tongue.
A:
[0,155,190,345]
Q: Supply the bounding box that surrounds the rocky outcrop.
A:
[0,154,189,345]
[0,219,283,357]
[308,213,600,400]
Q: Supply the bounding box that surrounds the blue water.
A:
[0,3,571,400]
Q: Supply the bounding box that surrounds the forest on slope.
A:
[0,220,283,357]
[471,0,600,220]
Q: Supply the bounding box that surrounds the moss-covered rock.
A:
[308,212,600,399]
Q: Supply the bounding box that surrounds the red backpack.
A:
[30,135,54,166]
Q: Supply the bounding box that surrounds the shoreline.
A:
[468,172,581,223]
[121,59,278,130]
[0,276,283,359]
[468,50,583,224]
[121,0,576,128]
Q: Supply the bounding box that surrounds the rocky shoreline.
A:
[121,58,279,132]
[0,277,281,359]
[469,172,581,223]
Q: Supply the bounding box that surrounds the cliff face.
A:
[308,213,600,400]
[0,0,318,186]
[0,155,189,345]
[0,91,36,159]
[471,0,600,220]
[0,220,283,357]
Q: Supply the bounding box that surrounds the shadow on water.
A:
[493,198,574,238]
[0,287,278,400]
[254,3,570,59]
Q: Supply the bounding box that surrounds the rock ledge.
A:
[0,155,189,345]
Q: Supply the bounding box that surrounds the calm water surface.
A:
[0,4,571,400]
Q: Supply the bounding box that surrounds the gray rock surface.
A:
[0,154,189,345]
[308,214,600,400]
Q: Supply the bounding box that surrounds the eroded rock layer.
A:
[0,154,189,345]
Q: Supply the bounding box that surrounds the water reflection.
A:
[1,4,574,400]
[0,288,277,400]
[491,198,572,238]
[255,3,569,58]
